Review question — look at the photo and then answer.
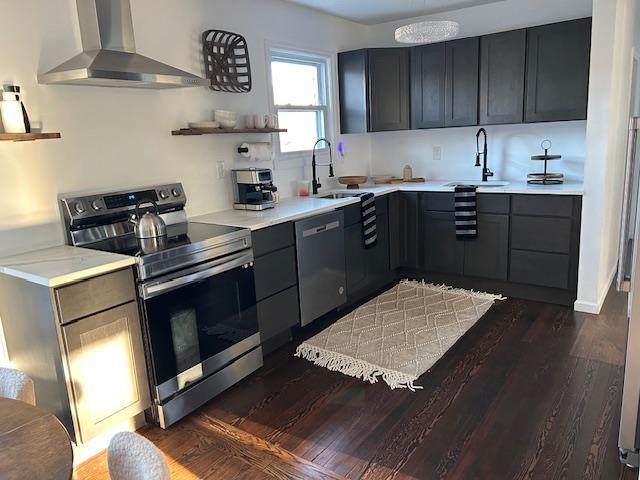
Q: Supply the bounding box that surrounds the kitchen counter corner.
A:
[0,245,136,288]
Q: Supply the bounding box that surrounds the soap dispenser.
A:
[1,85,30,134]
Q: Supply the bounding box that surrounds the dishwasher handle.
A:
[302,220,341,238]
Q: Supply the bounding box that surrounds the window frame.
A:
[266,44,335,161]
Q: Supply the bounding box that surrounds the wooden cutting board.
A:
[389,178,426,184]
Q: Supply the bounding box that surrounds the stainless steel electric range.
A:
[59,183,262,428]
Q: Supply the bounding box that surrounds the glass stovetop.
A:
[88,222,245,258]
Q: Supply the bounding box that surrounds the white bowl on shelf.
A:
[214,110,238,128]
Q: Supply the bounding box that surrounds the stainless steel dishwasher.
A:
[295,210,347,326]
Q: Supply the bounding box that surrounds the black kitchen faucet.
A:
[476,128,493,182]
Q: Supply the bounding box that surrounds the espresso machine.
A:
[231,168,277,210]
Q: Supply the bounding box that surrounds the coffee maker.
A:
[231,168,277,211]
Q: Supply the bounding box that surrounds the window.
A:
[268,48,332,156]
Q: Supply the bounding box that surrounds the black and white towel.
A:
[360,192,378,249]
[454,186,477,240]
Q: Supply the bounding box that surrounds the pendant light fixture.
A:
[395,20,460,44]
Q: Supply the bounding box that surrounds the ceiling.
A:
[282,0,507,25]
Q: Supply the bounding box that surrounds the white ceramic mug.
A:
[245,115,255,129]
[266,114,279,129]
[253,114,267,129]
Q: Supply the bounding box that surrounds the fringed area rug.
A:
[295,280,505,391]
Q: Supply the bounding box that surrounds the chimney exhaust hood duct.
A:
[38,0,209,89]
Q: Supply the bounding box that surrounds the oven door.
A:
[140,250,259,401]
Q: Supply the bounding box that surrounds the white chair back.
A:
[108,431,170,480]
[0,367,35,405]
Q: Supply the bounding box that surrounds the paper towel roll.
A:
[238,142,273,162]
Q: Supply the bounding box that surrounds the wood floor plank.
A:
[77,286,637,480]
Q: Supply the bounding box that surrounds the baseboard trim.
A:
[574,266,617,314]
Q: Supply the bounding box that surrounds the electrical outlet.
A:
[216,161,225,179]
[433,146,442,161]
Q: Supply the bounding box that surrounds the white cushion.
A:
[108,432,170,480]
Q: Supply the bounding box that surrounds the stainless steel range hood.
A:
[38,0,209,89]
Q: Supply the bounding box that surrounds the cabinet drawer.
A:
[56,268,136,324]
[254,246,297,301]
[477,194,510,214]
[344,196,389,227]
[510,250,570,289]
[512,195,574,217]
[511,216,572,253]
[252,223,294,257]
[344,204,361,227]
[257,286,300,342]
[421,192,455,211]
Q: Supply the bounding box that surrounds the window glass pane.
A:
[271,61,321,106]
[277,110,325,153]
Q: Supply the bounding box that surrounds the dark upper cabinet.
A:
[463,213,510,281]
[525,18,591,123]
[338,49,368,134]
[479,29,526,125]
[445,37,480,127]
[368,48,410,132]
[411,43,446,129]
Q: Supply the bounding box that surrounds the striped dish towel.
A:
[455,186,478,240]
[360,192,378,249]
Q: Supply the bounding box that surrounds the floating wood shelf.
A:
[172,127,287,136]
[0,132,61,142]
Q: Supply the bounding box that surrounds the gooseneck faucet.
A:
[476,128,493,182]
[312,138,334,195]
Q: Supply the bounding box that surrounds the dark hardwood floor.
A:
[76,287,638,480]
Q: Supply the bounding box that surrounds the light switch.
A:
[433,146,442,161]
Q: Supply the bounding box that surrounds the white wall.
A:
[362,0,592,183]
[0,0,370,257]
[576,0,640,313]
[366,121,586,182]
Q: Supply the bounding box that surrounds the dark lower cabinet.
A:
[445,37,480,127]
[368,48,410,132]
[251,223,300,353]
[411,43,446,129]
[525,18,591,122]
[421,210,465,275]
[463,214,509,281]
[401,192,582,306]
[390,192,419,270]
[344,202,392,305]
[479,29,526,125]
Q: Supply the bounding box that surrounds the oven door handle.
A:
[141,251,254,300]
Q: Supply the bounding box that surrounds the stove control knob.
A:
[91,200,102,211]
[158,190,170,200]
[74,202,86,214]
[171,188,181,197]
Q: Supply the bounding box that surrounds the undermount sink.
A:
[444,181,510,188]
[320,192,361,199]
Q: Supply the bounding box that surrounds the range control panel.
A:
[60,183,186,224]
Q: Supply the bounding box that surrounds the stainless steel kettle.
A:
[131,200,167,239]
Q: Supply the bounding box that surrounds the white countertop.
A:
[0,245,136,288]
[192,180,584,231]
